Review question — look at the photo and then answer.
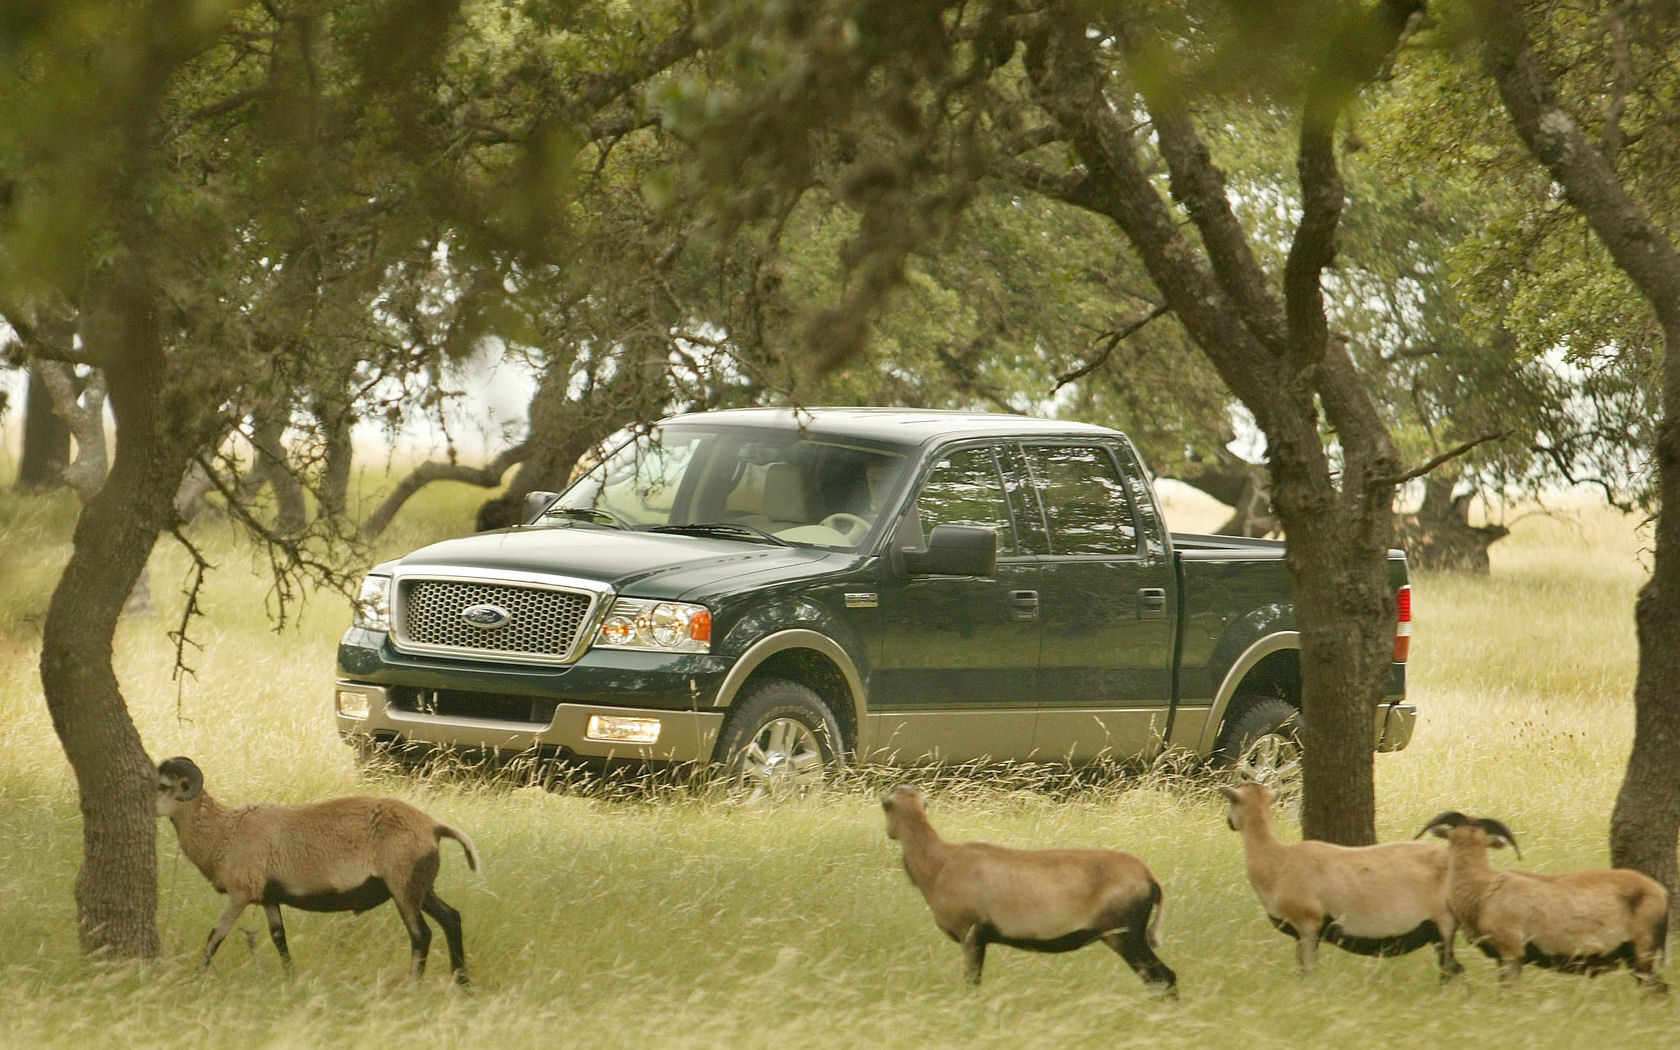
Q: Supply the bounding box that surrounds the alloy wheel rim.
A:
[1235,732,1303,794]
[735,717,825,801]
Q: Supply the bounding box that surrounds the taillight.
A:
[1393,584,1412,663]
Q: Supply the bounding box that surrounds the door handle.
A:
[1010,590,1040,622]
[1138,588,1167,620]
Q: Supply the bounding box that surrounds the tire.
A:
[1211,694,1302,792]
[712,679,844,802]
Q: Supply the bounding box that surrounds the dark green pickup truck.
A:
[335,408,1414,794]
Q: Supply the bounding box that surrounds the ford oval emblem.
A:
[460,603,513,630]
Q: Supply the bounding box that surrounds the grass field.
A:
[0,480,1665,1049]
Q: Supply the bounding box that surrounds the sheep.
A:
[1417,811,1668,992]
[1219,781,1460,977]
[155,756,479,984]
[879,784,1177,994]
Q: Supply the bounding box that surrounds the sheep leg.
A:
[1293,920,1322,975]
[1434,921,1463,980]
[961,925,988,987]
[262,904,292,971]
[1632,945,1667,996]
[394,895,433,980]
[200,899,248,971]
[1496,954,1522,986]
[1101,930,1178,997]
[422,892,469,985]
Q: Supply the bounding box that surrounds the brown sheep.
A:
[1220,781,1460,976]
[156,756,478,983]
[1418,811,1667,992]
[881,784,1176,994]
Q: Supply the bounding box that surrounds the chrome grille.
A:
[396,579,596,662]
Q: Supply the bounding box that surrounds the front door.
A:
[869,443,1042,764]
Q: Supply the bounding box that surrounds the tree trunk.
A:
[17,367,72,489]
[37,286,188,959]
[249,407,307,535]
[1394,476,1508,574]
[1280,503,1394,846]
[315,387,356,520]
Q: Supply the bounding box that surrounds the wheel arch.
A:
[713,630,864,755]
[1197,632,1302,754]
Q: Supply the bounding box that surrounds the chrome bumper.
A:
[333,681,723,763]
[1376,702,1417,753]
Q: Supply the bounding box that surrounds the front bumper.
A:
[335,629,729,763]
[335,681,724,763]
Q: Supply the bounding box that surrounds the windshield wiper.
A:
[542,506,630,529]
[647,522,790,546]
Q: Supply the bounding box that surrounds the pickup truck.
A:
[334,408,1415,794]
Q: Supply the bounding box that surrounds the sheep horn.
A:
[1478,817,1522,860]
[1415,810,1470,839]
[158,756,204,801]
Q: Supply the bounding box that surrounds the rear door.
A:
[1019,440,1176,763]
[868,442,1043,763]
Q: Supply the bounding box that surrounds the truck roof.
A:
[658,407,1122,446]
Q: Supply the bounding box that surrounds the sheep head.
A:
[1416,811,1522,860]
[1218,781,1272,831]
[156,756,205,818]
[880,784,926,840]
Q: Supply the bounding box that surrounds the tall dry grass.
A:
[0,480,1666,1050]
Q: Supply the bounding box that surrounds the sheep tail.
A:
[1147,878,1164,949]
[436,823,481,873]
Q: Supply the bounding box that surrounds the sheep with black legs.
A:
[880,784,1177,994]
[1418,811,1668,992]
[155,756,479,984]
[1220,782,1460,977]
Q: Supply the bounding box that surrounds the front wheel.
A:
[1212,694,1302,794]
[713,679,844,802]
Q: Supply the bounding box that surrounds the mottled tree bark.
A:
[1478,0,1680,910]
[38,271,191,958]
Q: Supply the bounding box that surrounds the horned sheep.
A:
[1418,811,1668,992]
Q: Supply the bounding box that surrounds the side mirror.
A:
[523,490,559,523]
[899,524,997,577]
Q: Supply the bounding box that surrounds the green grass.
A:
[0,483,1668,1049]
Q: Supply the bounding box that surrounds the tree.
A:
[679,0,1447,842]
[1468,0,1680,909]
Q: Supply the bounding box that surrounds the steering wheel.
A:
[819,512,872,538]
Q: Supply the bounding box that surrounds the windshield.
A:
[542,425,911,549]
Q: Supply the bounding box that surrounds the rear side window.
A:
[1021,445,1139,556]
[912,446,1019,556]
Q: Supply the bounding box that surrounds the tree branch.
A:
[359,441,532,539]
[1372,431,1509,489]
[1051,301,1172,391]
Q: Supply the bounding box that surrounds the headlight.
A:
[353,575,392,632]
[593,598,711,653]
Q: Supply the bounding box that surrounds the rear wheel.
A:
[713,679,843,802]
[1212,694,1302,793]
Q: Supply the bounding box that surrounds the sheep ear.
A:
[1416,811,1468,839]
[1480,818,1521,859]
[1216,786,1241,802]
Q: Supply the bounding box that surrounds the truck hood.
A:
[392,524,850,600]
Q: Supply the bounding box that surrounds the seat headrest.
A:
[762,463,810,523]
